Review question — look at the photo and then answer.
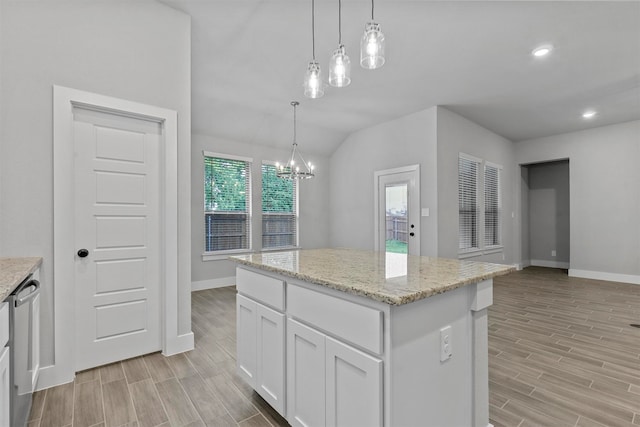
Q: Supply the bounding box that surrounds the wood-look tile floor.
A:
[29,267,640,427]
[489,267,640,427]
[28,287,289,427]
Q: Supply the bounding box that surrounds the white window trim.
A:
[458,153,504,258]
[203,152,253,256]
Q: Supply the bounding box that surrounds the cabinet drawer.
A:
[287,284,383,355]
[236,268,285,311]
[0,303,7,348]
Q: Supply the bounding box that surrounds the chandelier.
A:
[276,101,315,180]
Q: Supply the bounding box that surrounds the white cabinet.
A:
[325,337,382,427]
[287,319,326,427]
[287,318,383,427]
[236,272,286,416]
[255,303,285,414]
[0,302,9,427]
[236,295,257,387]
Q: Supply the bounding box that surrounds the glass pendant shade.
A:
[360,21,385,70]
[304,60,324,99]
[329,45,351,87]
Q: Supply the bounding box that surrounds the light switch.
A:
[421,208,430,217]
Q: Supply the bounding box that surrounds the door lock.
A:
[409,232,415,237]
[77,249,89,258]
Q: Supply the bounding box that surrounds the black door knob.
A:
[77,249,89,258]
[409,232,415,237]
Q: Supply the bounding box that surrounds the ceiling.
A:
[159,0,640,156]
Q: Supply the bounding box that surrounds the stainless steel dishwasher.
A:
[8,274,40,427]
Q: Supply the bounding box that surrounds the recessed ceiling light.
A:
[532,45,553,57]
[582,110,597,119]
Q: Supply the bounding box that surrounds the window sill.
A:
[260,246,300,253]
[458,246,503,259]
[202,249,254,262]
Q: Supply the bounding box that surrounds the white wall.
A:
[526,161,570,268]
[329,108,439,256]
[0,0,192,380]
[191,134,330,287]
[436,107,517,264]
[515,120,640,282]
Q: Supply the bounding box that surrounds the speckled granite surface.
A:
[230,248,515,305]
[0,257,42,301]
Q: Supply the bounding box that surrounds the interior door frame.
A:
[51,85,179,386]
[373,164,421,255]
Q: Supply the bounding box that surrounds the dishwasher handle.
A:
[14,279,40,307]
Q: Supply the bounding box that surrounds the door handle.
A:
[77,249,89,258]
[409,232,415,237]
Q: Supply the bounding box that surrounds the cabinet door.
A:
[0,347,9,427]
[256,304,285,415]
[236,294,257,387]
[326,336,383,427]
[287,319,325,427]
[30,292,40,390]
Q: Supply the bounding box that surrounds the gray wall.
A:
[526,161,570,267]
[515,120,640,278]
[436,107,517,264]
[0,1,192,366]
[329,108,439,256]
[191,134,330,284]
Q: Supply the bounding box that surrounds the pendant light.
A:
[360,0,385,70]
[329,0,351,87]
[304,0,325,98]
[277,101,315,180]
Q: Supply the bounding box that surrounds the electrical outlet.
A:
[551,250,556,257]
[440,326,452,362]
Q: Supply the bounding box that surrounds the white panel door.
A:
[236,294,257,387]
[0,347,9,427]
[256,303,285,416]
[287,318,325,427]
[325,336,383,427]
[74,108,161,370]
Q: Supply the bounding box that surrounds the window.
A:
[458,155,480,252]
[484,163,501,247]
[458,153,502,256]
[262,163,298,249]
[204,154,251,253]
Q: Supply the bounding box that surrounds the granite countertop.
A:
[0,257,43,301]
[230,248,515,305]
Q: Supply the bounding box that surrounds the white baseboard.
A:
[35,364,74,391]
[164,331,195,356]
[530,259,570,269]
[191,276,236,291]
[569,269,640,285]
[517,260,531,270]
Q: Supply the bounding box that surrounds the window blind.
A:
[459,156,480,252]
[262,163,297,249]
[204,156,251,252]
[484,164,501,247]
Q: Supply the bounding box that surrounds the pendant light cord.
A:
[292,101,298,145]
[311,0,316,60]
[338,0,342,44]
[371,0,374,20]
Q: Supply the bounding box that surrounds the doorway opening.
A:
[520,159,570,271]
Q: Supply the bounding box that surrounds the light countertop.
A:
[0,257,43,301]
[230,248,515,305]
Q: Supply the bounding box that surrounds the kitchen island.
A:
[230,248,514,427]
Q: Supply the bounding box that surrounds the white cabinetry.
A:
[325,336,382,427]
[287,318,383,427]
[287,319,325,427]
[236,270,286,416]
[0,303,9,427]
